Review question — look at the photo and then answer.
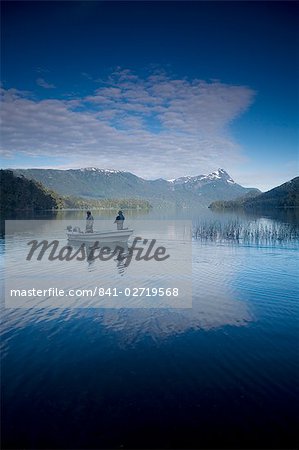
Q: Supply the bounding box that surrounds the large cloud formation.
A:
[0,69,255,178]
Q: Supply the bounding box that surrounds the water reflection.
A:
[210,206,299,225]
[1,208,298,344]
[2,237,254,345]
[194,218,299,244]
[69,239,130,275]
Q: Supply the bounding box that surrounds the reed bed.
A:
[194,219,299,244]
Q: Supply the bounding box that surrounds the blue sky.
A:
[1,1,298,190]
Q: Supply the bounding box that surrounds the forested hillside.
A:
[0,170,152,211]
[0,170,64,211]
[209,177,299,210]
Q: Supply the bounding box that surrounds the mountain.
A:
[168,169,259,201]
[169,168,235,186]
[0,170,64,211]
[12,167,259,208]
[0,170,152,211]
[209,177,299,210]
[63,196,152,210]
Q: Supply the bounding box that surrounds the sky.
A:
[1,1,298,191]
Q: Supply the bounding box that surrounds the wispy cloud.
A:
[1,69,255,179]
[35,67,50,74]
[36,77,56,89]
[81,72,93,81]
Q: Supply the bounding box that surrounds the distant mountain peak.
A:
[207,168,235,183]
[168,168,235,185]
[214,168,229,176]
[79,167,124,174]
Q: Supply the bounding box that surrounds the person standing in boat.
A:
[86,210,94,233]
[114,210,125,230]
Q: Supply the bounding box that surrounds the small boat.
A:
[66,226,133,243]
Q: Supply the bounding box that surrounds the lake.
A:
[1,207,298,449]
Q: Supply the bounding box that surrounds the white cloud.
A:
[1,70,255,179]
[36,78,56,89]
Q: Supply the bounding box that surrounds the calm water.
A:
[1,208,298,449]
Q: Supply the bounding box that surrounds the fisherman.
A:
[114,210,125,230]
[86,210,94,233]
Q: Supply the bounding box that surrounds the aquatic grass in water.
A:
[194,219,299,244]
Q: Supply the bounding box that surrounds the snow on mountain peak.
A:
[169,169,235,185]
[80,167,123,174]
[208,169,235,183]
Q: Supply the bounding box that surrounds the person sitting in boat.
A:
[114,210,125,230]
[86,210,94,233]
